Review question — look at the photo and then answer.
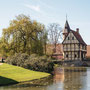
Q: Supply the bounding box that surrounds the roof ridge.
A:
[71,30,87,45]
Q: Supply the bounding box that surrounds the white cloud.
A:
[24,4,41,12]
[38,0,53,9]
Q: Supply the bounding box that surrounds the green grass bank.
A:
[0,63,50,86]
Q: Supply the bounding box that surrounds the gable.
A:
[71,30,87,45]
[62,31,79,44]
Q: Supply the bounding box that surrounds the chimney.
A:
[76,28,79,33]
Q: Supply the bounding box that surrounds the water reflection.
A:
[54,67,87,90]
[54,67,65,83]
[1,67,90,90]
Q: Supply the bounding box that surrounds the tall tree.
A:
[48,23,62,53]
[0,14,46,56]
[42,30,48,54]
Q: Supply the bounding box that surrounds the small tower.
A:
[62,20,87,61]
[63,20,70,40]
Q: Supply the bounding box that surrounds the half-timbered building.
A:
[62,20,87,61]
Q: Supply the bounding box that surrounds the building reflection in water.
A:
[53,67,87,90]
[54,67,65,83]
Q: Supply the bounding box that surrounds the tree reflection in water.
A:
[53,67,87,90]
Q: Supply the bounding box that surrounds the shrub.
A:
[6,53,29,67]
[6,53,20,65]
[6,53,54,73]
[24,54,54,73]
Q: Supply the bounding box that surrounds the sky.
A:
[0,0,90,44]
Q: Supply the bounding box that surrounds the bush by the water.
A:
[6,53,54,73]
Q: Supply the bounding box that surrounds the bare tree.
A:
[48,23,62,53]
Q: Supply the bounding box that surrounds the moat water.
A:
[0,67,90,90]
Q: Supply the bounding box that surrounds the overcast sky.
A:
[0,0,90,44]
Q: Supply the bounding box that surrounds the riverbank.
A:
[0,63,51,86]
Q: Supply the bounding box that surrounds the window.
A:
[65,26,67,29]
[68,37,70,40]
[75,54,77,58]
[66,54,68,58]
[72,37,74,40]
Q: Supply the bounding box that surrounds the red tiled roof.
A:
[63,20,86,45]
[71,30,87,45]
[62,30,87,45]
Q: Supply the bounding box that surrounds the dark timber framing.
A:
[62,20,87,61]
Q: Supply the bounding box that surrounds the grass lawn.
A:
[0,63,50,86]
